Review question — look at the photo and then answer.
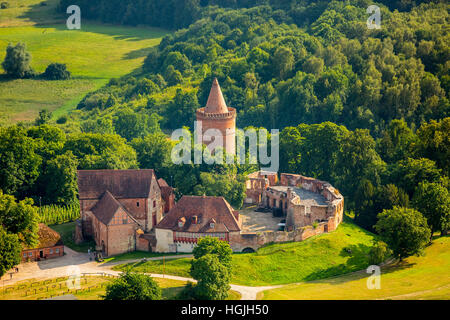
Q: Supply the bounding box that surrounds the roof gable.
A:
[91,191,139,226]
[156,196,240,233]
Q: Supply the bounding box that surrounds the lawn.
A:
[0,275,241,300]
[259,236,450,300]
[0,275,192,300]
[50,221,94,253]
[115,218,378,286]
[101,251,182,264]
[0,0,169,125]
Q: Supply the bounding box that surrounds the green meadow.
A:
[115,218,378,286]
[0,0,169,125]
[260,236,450,300]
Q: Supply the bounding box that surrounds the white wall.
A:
[155,228,174,252]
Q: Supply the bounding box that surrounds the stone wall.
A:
[230,221,334,252]
[236,171,345,253]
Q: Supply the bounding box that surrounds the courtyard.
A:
[239,206,284,233]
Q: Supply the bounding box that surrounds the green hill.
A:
[116,218,378,286]
[260,236,450,300]
[0,0,169,125]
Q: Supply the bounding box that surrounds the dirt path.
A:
[0,246,279,300]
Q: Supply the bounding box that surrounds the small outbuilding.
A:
[22,224,64,262]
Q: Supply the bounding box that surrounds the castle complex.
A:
[76,79,344,256]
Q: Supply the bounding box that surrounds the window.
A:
[123,218,128,224]
[136,202,140,207]
[23,253,27,257]
[56,248,60,254]
[28,252,32,257]
[49,249,53,254]
[153,200,156,208]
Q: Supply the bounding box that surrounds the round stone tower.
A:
[196,78,236,155]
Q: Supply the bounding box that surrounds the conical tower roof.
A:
[205,78,228,114]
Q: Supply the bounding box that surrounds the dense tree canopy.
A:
[375,206,431,260]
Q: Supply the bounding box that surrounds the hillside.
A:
[115,218,378,286]
[260,236,450,300]
[0,0,169,125]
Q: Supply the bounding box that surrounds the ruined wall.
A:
[279,173,344,231]
[230,221,333,253]
[235,171,345,253]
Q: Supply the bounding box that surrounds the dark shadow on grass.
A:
[303,242,417,285]
[17,0,63,26]
[162,286,185,300]
[19,1,169,42]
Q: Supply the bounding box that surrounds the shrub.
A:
[56,116,68,124]
[103,272,161,300]
[0,2,9,9]
[35,109,52,125]
[43,63,71,80]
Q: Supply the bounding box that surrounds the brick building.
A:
[76,169,174,256]
[196,78,236,155]
[22,224,64,262]
[155,195,241,253]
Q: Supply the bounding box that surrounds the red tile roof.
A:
[77,169,155,200]
[204,78,229,114]
[157,178,169,188]
[156,196,240,233]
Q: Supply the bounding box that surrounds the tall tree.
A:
[190,254,231,300]
[0,226,21,278]
[0,126,42,198]
[412,181,450,240]
[0,191,39,248]
[375,206,431,261]
[1,42,35,78]
[64,133,138,170]
[40,151,79,206]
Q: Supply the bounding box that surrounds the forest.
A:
[0,0,449,275]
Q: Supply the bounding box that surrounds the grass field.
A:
[0,0,169,125]
[259,236,450,300]
[0,275,190,300]
[51,222,94,253]
[115,218,378,286]
[0,275,241,300]
[102,251,182,264]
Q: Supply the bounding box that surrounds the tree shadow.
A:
[302,243,416,284]
[13,0,65,26]
[18,1,168,42]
